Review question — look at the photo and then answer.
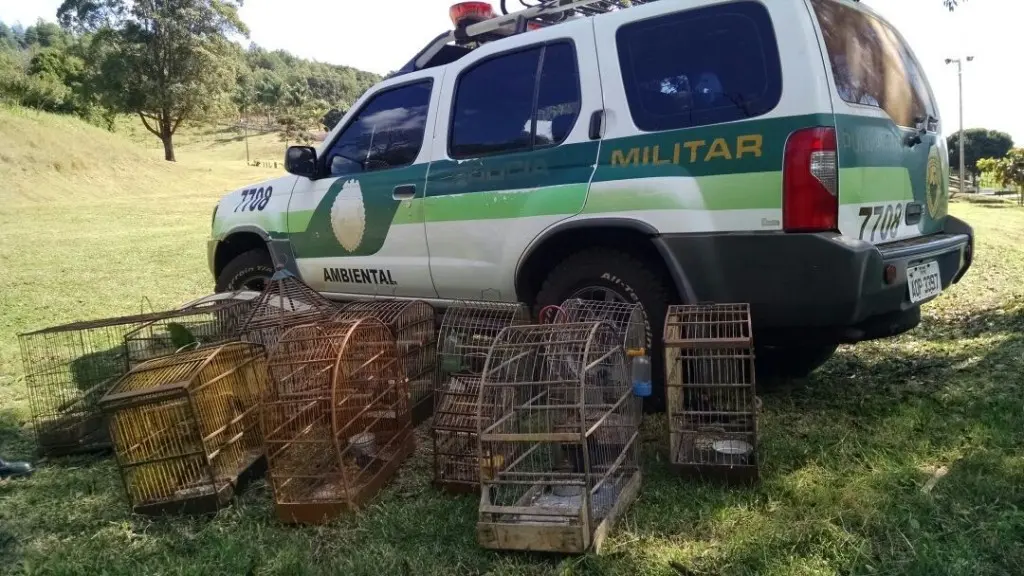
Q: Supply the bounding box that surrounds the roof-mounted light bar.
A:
[416,0,631,70]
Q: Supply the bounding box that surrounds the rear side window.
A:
[616,1,782,132]
[450,42,581,159]
[812,0,934,128]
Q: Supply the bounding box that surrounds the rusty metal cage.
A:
[98,342,267,515]
[242,268,338,349]
[432,301,530,492]
[263,319,413,524]
[664,303,758,485]
[19,311,183,456]
[555,298,647,356]
[124,292,256,369]
[333,300,436,425]
[476,322,642,554]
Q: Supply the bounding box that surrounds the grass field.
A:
[2,107,1023,575]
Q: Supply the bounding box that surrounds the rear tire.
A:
[534,249,673,413]
[755,343,838,383]
[216,249,274,293]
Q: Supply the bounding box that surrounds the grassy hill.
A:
[1,107,1024,575]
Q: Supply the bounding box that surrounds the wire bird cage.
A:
[242,268,338,350]
[333,300,436,425]
[98,342,266,515]
[432,301,530,492]
[18,310,186,456]
[124,292,256,369]
[664,303,758,485]
[554,298,647,356]
[476,322,642,554]
[263,319,413,524]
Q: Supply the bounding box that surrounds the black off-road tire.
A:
[534,249,674,413]
[215,248,274,293]
[755,343,839,383]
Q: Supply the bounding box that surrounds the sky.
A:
[1,0,1021,143]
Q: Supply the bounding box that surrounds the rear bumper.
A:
[654,216,973,345]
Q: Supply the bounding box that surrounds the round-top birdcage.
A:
[554,298,646,356]
[262,318,413,524]
[242,267,338,349]
[475,321,642,554]
[433,300,530,492]
[333,299,436,424]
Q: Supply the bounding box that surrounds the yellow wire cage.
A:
[99,342,267,515]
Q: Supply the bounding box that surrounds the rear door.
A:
[424,18,602,300]
[810,0,948,245]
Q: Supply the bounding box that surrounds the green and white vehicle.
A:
[209,0,973,407]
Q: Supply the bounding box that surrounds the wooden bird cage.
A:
[476,322,642,554]
[241,268,338,349]
[124,292,256,369]
[664,303,758,485]
[98,342,266,515]
[19,310,181,456]
[555,298,647,356]
[433,300,530,492]
[263,319,413,524]
[333,300,436,424]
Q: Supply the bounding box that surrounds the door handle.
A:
[393,184,417,200]
[589,109,605,140]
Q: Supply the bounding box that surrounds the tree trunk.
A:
[161,119,176,162]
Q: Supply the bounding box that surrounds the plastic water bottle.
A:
[631,355,652,398]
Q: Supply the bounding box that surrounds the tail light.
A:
[450,2,496,26]
[783,127,838,232]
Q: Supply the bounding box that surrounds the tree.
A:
[57,0,248,161]
[944,0,966,9]
[322,107,347,132]
[978,150,1024,206]
[948,129,1015,184]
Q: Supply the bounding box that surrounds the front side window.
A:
[450,42,581,159]
[812,0,933,127]
[616,1,783,132]
[324,80,432,177]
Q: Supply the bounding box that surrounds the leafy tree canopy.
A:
[949,129,1015,178]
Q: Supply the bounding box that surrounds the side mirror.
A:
[285,146,317,178]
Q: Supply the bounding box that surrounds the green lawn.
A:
[2,108,1023,575]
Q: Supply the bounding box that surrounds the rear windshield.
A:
[812,0,935,128]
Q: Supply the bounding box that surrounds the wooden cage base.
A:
[477,471,642,554]
[130,454,267,517]
[274,433,415,525]
[669,462,759,486]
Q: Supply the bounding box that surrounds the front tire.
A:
[216,249,274,293]
[534,249,673,413]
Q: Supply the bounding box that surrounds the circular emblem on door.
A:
[926,148,947,219]
[331,179,366,252]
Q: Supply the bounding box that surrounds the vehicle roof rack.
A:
[394,0,655,77]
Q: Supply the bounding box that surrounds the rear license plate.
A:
[907,261,941,303]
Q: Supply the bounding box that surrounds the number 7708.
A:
[858,203,903,242]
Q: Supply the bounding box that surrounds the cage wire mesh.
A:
[476,322,642,554]
[432,300,531,492]
[333,300,436,424]
[555,298,647,356]
[124,292,256,369]
[241,268,339,350]
[19,310,184,456]
[98,342,266,515]
[664,303,758,485]
[263,319,413,524]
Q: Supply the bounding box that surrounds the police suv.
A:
[209,0,974,407]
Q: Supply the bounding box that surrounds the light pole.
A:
[946,56,974,194]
